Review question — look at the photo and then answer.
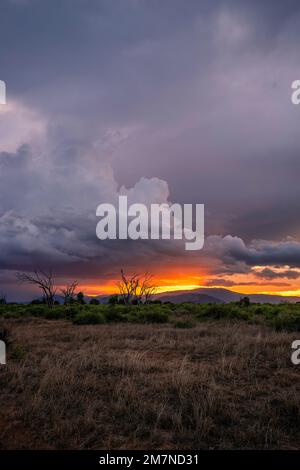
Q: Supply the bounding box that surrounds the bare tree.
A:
[61,281,78,305]
[116,269,139,304]
[16,269,57,308]
[117,270,157,304]
[0,293,6,305]
[139,273,157,303]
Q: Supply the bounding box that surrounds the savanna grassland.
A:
[0,302,300,450]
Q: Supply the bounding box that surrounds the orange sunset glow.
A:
[75,265,300,298]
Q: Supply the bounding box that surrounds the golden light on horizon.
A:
[76,266,300,298]
[81,281,203,296]
[265,289,300,297]
[79,280,300,298]
[155,284,201,293]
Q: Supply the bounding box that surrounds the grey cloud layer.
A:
[255,268,300,280]
[204,236,300,273]
[0,0,300,298]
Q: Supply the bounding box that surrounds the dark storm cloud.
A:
[230,240,300,268]
[205,236,300,270]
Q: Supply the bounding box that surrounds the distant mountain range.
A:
[86,287,300,305]
[23,287,300,305]
[156,287,300,304]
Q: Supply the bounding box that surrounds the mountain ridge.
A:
[156,287,300,304]
[22,287,300,305]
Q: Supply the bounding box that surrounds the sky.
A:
[1,0,300,300]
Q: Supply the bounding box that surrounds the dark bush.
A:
[197,304,252,321]
[103,306,128,323]
[268,312,300,332]
[127,307,169,324]
[73,311,105,325]
[174,320,194,329]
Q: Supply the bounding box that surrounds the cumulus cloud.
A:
[120,177,169,206]
[0,101,46,153]
[0,101,179,284]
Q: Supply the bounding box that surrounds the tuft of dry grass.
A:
[0,318,300,449]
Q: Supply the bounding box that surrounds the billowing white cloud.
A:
[0,100,46,153]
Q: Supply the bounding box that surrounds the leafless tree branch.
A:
[60,281,78,305]
[16,269,57,308]
[116,270,157,304]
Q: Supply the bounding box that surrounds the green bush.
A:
[197,303,252,321]
[45,308,67,320]
[103,306,128,323]
[73,311,105,325]
[2,298,300,332]
[268,312,300,332]
[26,305,48,316]
[127,307,169,324]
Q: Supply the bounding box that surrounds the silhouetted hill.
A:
[157,287,300,304]
[157,292,223,304]
[30,287,299,305]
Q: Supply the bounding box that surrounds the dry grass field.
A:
[0,317,300,450]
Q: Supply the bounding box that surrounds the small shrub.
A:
[103,306,127,323]
[73,311,105,325]
[239,297,250,307]
[27,305,47,316]
[64,306,81,320]
[45,308,67,320]
[197,304,252,321]
[127,308,169,324]
[10,345,26,360]
[197,304,227,320]
[268,312,300,332]
[174,320,194,329]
